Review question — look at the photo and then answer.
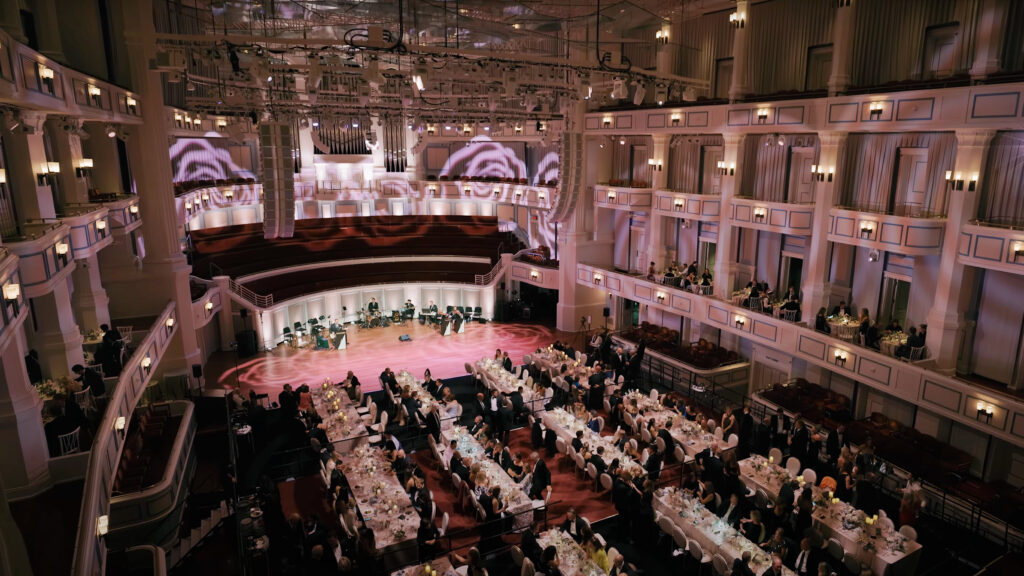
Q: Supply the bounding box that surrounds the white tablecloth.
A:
[310,385,370,452]
[537,529,606,576]
[340,446,419,566]
[541,409,645,478]
[473,358,545,412]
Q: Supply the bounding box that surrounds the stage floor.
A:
[206,320,572,396]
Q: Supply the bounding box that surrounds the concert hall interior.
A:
[3,1,1024,576]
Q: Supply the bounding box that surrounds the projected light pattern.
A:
[170,137,255,183]
[533,149,560,185]
[440,139,527,180]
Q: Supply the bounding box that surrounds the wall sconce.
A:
[224,189,234,201]
[647,158,663,172]
[530,270,539,280]
[192,117,202,129]
[537,121,547,133]
[463,124,472,135]
[670,113,681,126]
[1012,241,1024,262]
[976,401,994,423]
[141,355,152,373]
[729,11,746,28]
[114,415,126,432]
[39,64,55,90]
[716,161,735,176]
[96,219,107,238]
[165,317,175,333]
[945,171,975,192]
[0,168,6,184]
[673,198,685,211]
[125,96,137,113]
[860,221,875,238]
[810,164,834,183]
[753,207,767,221]
[129,204,139,216]
[96,515,109,537]
[656,292,666,303]
[87,84,102,106]
[205,300,214,312]
[756,108,769,124]
[492,188,500,197]
[734,315,746,328]
[514,190,523,198]
[868,101,884,120]
[538,191,546,201]
[185,200,193,214]
[602,116,612,128]
[463,185,471,194]
[427,185,437,195]
[201,192,210,205]
[593,273,602,285]
[426,124,436,135]
[655,27,670,45]
[217,118,227,130]
[833,349,848,366]
[514,124,523,134]
[38,162,60,185]
[606,190,616,201]
[174,112,183,128]
[56,241,70,265]
[3,282,20,315]
[75,158,94,178]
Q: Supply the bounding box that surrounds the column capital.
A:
[954,129,997,149]
[17,111,48,134]
[818,131,848,149]
[722,132,746,147]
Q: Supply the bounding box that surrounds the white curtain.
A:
[668,135,723,193]
[740,134,819,202]
[981,132,1024,226]
[837,132,956,215]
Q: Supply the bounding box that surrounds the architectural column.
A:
[2,112,56,222]
[102,0,200,376]
[646,135,671,272]
[713,133,745,298]
[404,125,421,180]
[925,130,995,374]
[728,0,750,103]
[801,132,846,321]
[70,254,110,332]
[0,331,51,499]
[31,0,66,62]
[970,0,1009,79]
[28,280,85,378]
[214,276,236,350]
[0,0,27,44]
[828,0,857,95]
[45,118,91,207]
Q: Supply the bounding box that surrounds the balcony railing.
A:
[834,202,946,219]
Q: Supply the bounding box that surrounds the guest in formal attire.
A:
[25,349,42,384]
[528,452,551,500]
[739,509,766,543]
[760,527,790,561]
[417,515,439,559]
[72,363,106,397]
[502,351,513,372]
[731,551,756,576]
[719,493,743,527]
[793,537,821,576]
[761,554,785,576]
[521,521,543,566]
[560,508,586,541]
[830,301,850,317]
[814,308,831,334]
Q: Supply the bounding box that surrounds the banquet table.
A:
[310,385,370,452]
[652,486,793,576]
[441,425,537,529]
[339,446,419,569]
[473,358,546,412]
[537,529,606,576]
[541,408,645,478]
[391,557,455,576]
[621,392,723,460]
[737,455,922,576]
[878,332,908,357]
[393,370,456,429]
[828,316,861,342]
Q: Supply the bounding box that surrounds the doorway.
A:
[781,256,803,295]
[699,241,717,277]
[893,148,929,216]
[880,275,911,327]
[788,148,816,204]
[620,298,640,329]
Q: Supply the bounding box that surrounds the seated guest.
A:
[760,527,790,561]
[571,430,585,452]
[865,321,883,349]
[858,308,871,336]
[340,371,361,401]
[44,403,80,456]
[831,301,851,317]
[658,420,676,453]
[560,508,586,541]
[467,415,485,436]
[739,509,766,543]
[584,536,610,573]
[442,390,460,419]
[506,452,526,480]
[886,318,902,332]
[731,551,757,576]
[586,410,602,433]
[792,537,821,576]
[588,446,608,475]
[645,446,664,481]
[450,452,470,482]
[814,308,830,334]
[521,521,543,566]
[424,369,441,398]
[718,493,743,527]
[762,554,785,576]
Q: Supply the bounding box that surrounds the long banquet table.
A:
[473,358,546,412]
[339,446,419,569]
[541,408,645,478]
[440,425,537,530]
[537,529,606,576]
[653,486,794,576]
[738,455,922,576]
[622,392,727,461]
[391,557,455,576]
[310,384,370,452]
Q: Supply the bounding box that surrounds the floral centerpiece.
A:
[36,376,75,401]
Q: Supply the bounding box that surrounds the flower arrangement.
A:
[36,376,75,400]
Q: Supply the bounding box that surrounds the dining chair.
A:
[801,468,817,486]
[768,447,784,464]
[688,539,712,575]
[785,456,801,476]
[510,545,524,568]
[899,525,917,542]
[711,554,730,576]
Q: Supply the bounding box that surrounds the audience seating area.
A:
[622,323,741,370]
[758,380,853,426]
[847,412,974,480]
[191,215,518,280]
[173,177,256,196]
[112,404,182,495]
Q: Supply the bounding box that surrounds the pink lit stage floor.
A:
[208,321,570,396]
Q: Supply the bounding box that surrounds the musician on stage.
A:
[453,308,465,333]
[404,299,416,314]
[367,298,380,316]
[428,300,439,325]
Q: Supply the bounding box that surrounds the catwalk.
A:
[209,320,564,396]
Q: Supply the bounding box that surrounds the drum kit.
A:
[357,308,396,329]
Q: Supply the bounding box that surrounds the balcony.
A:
[828,206,946,256]
[730,198,814,235]
[57,205,113,260]
[107,401,197,549]
[575,262,1024,446]
[3,222,75,297]
[958,221,1024,275]
[0,247,26,347]
[594,184,652,211]
[652,191,721,222]
[100,196,142,235]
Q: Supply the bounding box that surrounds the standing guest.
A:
[340,371,361,402]
[72,364,106,397]
[25,349,43,384]
[521,520,543,566]
[528,452,551,501]
[417,515,439,559]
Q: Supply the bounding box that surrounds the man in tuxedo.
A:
[826,425,848,464]
[278,383,298,414]
[450,452,470,482]
[761,554,785,576]
[789,419,810,463]
[467,415,485,436]
[473,392,489,422]
[528,452,551,500]
[509,386,528,421]
[770,411,791,450]
[792,538,820,576]
[424,404,442,442]
[559,508,586,541]
[521,521,543,566]
[718,493,744,527]
[738,405,755,455]
[696,443,724,486]
[830,301,850,317]
[571,430,585,453]
[72,364,106,397]
[588,446,608,475]
[587,364,605,410]
[658,420,677,455]
[496,401,514,444]
[502,351,514,373]
[645,445,664,481]
[380,368,399,393]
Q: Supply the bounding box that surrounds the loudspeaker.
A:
[192,364,203,378]
[240,308,248,318]
[398,334,412,342]
[603,307,610,318]
[236,329,258,358]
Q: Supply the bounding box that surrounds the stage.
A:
[206,320,571,396]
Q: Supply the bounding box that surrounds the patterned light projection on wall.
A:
[169,137,255,183]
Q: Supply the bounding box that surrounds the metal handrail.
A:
[475,257,504,286]
[227,278,274,309]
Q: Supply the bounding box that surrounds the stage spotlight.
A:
[632,81,647,106]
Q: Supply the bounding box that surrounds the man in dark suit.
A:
[473,392,489,422]
[277,383,298,413]
[424,405,442,442]
[731,553,756,576]
[777,480,798,512]
[510,386,528,421]
[502,351,513,373]
[645,446,664,481]
[718,493,744,527]
[789,419,809,463]
[496,402,514,444]
[770,411,791,450]
[521,521,543,566]
[588,446,608,475]
[571,430,585,453]
[587,364,605,410]
[738,406,755,456]
[830,301,850,317]
[528,452,551,500]
[792,538,820,576]
[467,415,485,436]
[753,417,772,456]
[761,554,785,576]
[450,452,470,482]
[826,424,848,464]
[72,364,106,397]
[658,420,676,454]
[559,508,586,541]
[696,444,724,486]
[25,349,42,384]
